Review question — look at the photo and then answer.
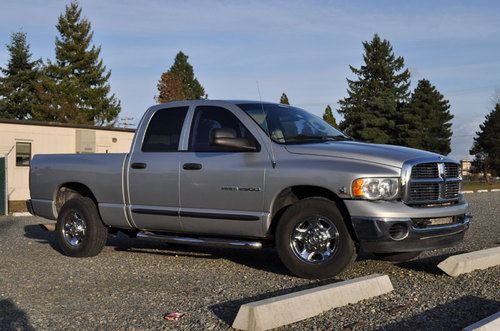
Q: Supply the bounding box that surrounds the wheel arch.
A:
[54,182,98,216]
[269,185,358,243]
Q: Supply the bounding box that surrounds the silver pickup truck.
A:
[28,100,470,279]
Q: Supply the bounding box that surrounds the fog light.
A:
[388,223,409,240]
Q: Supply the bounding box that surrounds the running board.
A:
[136,231,263,249]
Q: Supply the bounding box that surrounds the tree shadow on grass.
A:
[0,299,34,331]
[378,296,500,330]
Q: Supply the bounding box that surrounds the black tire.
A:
[373,251,421,262]
[275,198,357,279]
[56,197,108,257]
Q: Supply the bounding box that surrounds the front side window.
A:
[142,106,188,152]
[189,106,257,152]
[16,142,31,166]
[237,103,350,144]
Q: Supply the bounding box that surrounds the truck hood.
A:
[284,141,443,168]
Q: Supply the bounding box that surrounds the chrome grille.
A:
[411,163,439,178]
[445,163,460,178]
[409,182,440,201]
[405,161,462,205]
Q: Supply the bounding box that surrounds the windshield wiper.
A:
[287,134,352,142]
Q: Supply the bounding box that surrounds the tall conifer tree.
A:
[280,93,290,105]
[470,103,500,180]
[165,51,206,100]
[338,34,410,144]
[322,105,338,128]
[0,31,41,119]
[403,79,453,154]
[34,1,120,125]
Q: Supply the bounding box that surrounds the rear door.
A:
[127,105,189,231]
[179,103,269,237]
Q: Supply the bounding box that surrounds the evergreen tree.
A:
[322,105,338,128]
[280,93,290,105]
[34,1,120,125]
[155,72,186,103]
[470,103,500,181]
[403,79,453,154]
[0,31,41,119]
[338,34,410,144]
[166,51,206,100]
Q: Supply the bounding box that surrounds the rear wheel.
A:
[373,251,421,262]
[276,198,356,279]
[56,197,108,257]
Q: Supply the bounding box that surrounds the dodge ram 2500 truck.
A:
[28,100,471,279]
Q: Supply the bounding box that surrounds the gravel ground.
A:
[0,192,499,330]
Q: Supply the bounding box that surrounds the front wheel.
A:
[276,198,357,279]
[56,197,108,257]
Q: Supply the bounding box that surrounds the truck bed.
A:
[30,153,129,226]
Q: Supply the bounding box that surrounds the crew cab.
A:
[28,100,471,279]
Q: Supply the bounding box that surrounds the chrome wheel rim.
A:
[290,216,339,264]
[62,212,87,247]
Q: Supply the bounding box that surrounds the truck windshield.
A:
[237,103,350,144]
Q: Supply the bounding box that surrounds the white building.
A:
[0,119,134,214]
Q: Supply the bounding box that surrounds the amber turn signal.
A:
[352,178,364,197]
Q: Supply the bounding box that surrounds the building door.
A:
[0,157,5,215]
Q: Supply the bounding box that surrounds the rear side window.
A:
[189,106,257,152]
[142,107,188,152]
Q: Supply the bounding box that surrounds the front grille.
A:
[411,163,439,178]
[445,163,460,178]
[444,181,460,199]
[409,182,440,201]
[405,161,462,205]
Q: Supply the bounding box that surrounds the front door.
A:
[179,104,268,237]
[127,106,189,231]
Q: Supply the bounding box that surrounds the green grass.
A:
[462,181,500,191]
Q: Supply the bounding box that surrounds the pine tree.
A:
[165,51,206,100]
[338,34,410,144]
[0,31,41,119]
[322,105,338,128]
[280,93,290,105]
[156,72,186,103]
[403,79,453,154]
[470,103,500,181]
[34,1,120,125]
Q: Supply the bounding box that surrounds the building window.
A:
[16,142,31,166]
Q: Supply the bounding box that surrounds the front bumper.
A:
[351,214,471,252]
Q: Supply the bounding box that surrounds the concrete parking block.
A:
[491,189,500,192]
[462,190,474,194]
[464,311,500,331]
[477,190,488,193]
[232,274,393,331]
[438,247,500,277]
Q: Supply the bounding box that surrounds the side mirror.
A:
[210,128,257,151]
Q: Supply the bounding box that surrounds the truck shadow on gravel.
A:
[23,224,60,251]
[23,226,292,276]
[394,251,468,275]
[0,299,34,331]
[378,296,500,330]
[210,278,344,326]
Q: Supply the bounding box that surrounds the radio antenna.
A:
[256,80,276,168]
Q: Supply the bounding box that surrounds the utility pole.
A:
[119,117,135,129]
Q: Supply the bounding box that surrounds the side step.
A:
[136,231,263,249]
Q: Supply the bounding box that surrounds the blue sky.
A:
[1,0,499,160]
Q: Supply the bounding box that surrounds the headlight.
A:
[352,178,399,200]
